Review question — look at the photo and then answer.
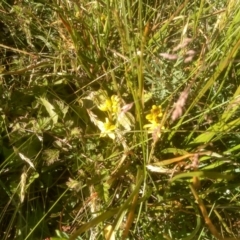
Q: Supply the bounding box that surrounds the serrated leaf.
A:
[95,182,110,203]
[66,178,82,192]
[117,112,134,131]
[70,127,82,137]
[54,100,69,118]
[143,91,152,103]
[38,97,58,124]
[37,117,52,130]
[103,182,110,203]
[42,149,60,165]
[87,109,99,126]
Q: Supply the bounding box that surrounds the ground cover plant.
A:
[0,0,240,239]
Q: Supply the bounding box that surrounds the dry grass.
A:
[0,0,240,239]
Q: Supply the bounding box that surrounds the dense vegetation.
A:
[0,0,240,239]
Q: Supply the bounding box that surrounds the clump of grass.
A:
[0,0,240,239]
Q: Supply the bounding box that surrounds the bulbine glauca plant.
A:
[84,90,134,142]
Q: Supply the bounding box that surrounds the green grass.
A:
[0,0,240,239]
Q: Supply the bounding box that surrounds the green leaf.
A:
[95,181,110,203]
[201,160,226,170]
[42,149,60,165]
[170,171,234,184]
[38,97,58,124]
[54,100,69,118]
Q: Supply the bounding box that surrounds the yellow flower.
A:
[145,105,163,124]
[98,98,112,112]
[143,122,165,138]
[98,95,120,115]
[144,105,164,136]
[110,95,120,114]
[97,118,116,139]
